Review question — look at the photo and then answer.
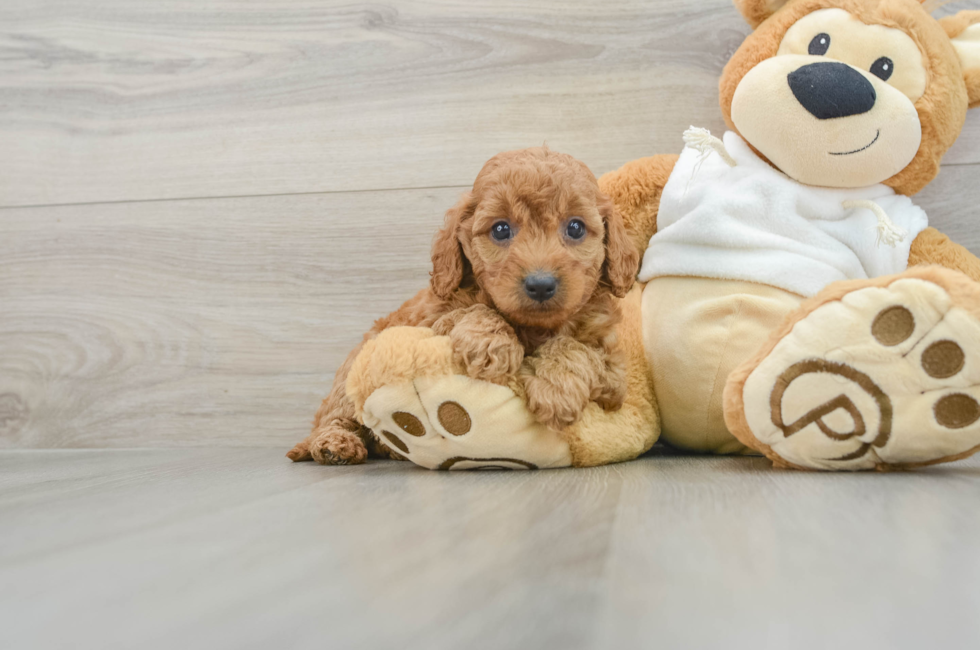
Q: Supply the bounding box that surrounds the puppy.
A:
[288,147,639,465]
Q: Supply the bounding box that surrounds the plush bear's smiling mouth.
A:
[829,129,880,156]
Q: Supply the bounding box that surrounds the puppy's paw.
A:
[286,440,312,462]
[456,332,524,385]
[308,424,368,465]
[593,359,628,412]
[520,336,606,431]
[436,305,524,385]
[522,370,592,432]
[593,380,627,412]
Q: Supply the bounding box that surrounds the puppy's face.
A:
[465,169,605,329]
[430,148,638,330]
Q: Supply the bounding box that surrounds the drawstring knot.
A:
[682,127,736,195]
[842,199,908,247]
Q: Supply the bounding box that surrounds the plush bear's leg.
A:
[725,266,980,470]
[346,287,659,470]
[908,227,980,281]
[642,277,804,454]
[346,327,574,470]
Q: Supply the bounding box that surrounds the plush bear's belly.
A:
[642,277,803,453]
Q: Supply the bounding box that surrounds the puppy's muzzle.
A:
[524,273,558,303]
[788,62,876,119]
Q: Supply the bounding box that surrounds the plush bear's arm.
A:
[908,227,980,283]
[598,154,679,255]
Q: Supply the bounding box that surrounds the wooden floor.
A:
[3,1,980,648]
[3,449,980,650]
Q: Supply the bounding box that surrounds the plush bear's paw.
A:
[308,423,368,466]
[726,268,980,470]
[359,374,573,470]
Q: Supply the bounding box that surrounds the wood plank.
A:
[0,188,459,449]
[3,0,977,207]
[2,164,979,450]
[1,449,978,649]
[916,163,980,253]
[0,448,625,650]
[592,453,980,649]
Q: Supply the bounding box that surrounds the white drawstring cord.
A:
[842,199,908,247]
[683,126,737,167]
[682,127,736,195]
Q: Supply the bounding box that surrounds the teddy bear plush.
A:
[343,0,980,471]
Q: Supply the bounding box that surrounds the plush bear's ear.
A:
[733,0,790,28]
[940,10,980,109]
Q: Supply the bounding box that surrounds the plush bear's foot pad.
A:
[726,268,980,470]
[361,375,573,470]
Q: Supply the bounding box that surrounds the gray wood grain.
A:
[2,0,978,208]
[0,188,458,449]
[917,163,980,253]
[2,448,978,650]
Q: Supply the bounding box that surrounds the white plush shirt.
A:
[638,131,929,298]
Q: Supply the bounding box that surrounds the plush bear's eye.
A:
[808,33,831,56]
[490,220,513,242]
[870,57,894,81]
[565,218,586,241]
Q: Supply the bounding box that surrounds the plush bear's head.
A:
[721,0,980,194]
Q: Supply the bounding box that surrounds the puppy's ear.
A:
[733,0,789,28]
[599,194,640,299]
[940,11,980,109]
[430,192,475,300]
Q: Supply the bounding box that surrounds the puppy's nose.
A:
[788,62,876,120]
[524,274,558,303]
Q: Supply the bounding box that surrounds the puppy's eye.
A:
[490,220,513,242]
[808,33,830,56]
[565,218,587,241]
[870,57,894,81]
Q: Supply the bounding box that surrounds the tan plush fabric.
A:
[940,11,980,108]
[734,0,791,28]
[641,276,803,454]
[908,227,980,283]
[346,327,459,416]
[348,327,573,470]
[361,375,573,470]
[724,266,980,470]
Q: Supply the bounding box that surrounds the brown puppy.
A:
[288,147,639,465]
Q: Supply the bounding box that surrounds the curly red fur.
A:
[287,147,640,464]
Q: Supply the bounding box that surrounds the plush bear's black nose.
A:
[524,274,558,303]
[787,62,876,120]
